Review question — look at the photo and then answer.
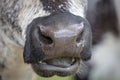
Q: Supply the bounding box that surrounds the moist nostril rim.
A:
[76,31,83,43]
[41,35,53,45]
[37,27,53,45]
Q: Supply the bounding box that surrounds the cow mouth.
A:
[31,57,80,77]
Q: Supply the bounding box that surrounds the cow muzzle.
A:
[23,12,92,77]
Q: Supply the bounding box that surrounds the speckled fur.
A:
[0,0,87,80]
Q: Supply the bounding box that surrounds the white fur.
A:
[18,0,50,39]
[68,0,87,18]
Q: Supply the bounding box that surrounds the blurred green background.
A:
[36,75,74,80]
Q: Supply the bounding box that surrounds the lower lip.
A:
[31,59,80,76]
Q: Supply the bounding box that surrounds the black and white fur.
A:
[0,0,120,80]
[0,0,88,80]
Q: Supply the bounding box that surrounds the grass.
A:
[36,75,74,80]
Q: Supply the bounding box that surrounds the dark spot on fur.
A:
[40,0,68,13]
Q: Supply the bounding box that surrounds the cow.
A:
[0,0,120,80]
[0,0,91,80]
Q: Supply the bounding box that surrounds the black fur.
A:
[40,0,68,13]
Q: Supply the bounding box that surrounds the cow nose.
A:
[35,23,86,59]
[37,27,53,46]
[24,12,92,63]
[38,23,84,45]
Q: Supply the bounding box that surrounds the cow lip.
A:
[31,58,80,77]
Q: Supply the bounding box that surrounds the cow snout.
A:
[23,12,92,77]
[24,12,92,63]
[35,23,85,59]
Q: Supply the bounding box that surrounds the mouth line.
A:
[38,58,79,69]
[31,58,80,77]
[38,58,78,68]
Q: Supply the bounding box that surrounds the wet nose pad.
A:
[53,37,79,58]
[51,29,84,58]
[36,22,91,60]
[37,27,53,46]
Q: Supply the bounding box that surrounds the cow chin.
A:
[31,57,80,77]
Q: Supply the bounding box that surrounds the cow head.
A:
[0,0,92,77]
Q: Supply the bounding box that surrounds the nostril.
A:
[35,27,53,45]
[39,29,53,45]
[76,31,83,43]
